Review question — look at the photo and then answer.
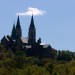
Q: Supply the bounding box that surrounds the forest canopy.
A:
[0,44,75,75]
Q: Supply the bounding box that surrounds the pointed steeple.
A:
[16,16,22,38]
[30,15,35,28]
[28,15,36,45]
[11,23,16,40]
[16,16,20,28]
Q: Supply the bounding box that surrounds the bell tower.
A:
[28,15,36,45]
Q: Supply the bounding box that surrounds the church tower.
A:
[16,16,22,39]
[28,15,36,45]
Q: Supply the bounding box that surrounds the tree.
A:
[57,50,73,61]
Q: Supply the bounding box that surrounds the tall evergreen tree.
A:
[16,16,22,38]
[11,23,16,40]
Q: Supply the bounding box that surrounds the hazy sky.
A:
[0,0,75,51]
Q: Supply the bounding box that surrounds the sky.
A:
[0,0,75,51]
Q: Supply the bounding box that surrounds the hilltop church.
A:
[1,15,56,58]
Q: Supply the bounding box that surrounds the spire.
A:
[28,15,36,45]
[30,15,35,28]
[11,23,16,40]
[16,16,22,38]
[16,15,20,28]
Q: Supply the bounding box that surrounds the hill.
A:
[0,44,75,75]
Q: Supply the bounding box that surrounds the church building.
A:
[1,15,56,58]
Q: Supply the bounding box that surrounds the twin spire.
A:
[11,16,22,40]
[11,15,36,45]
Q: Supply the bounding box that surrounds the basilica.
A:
[1,15,56,58]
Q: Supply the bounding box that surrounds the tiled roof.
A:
[21,37,28,43]
[43,44,50,48]
[25,45,32,49]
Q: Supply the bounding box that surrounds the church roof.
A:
[40,44,51,48]
[1,36,10,42]
[21,37,28,43]
[43,44,50,48]
[25,45,32,49]
[5,36,9,41]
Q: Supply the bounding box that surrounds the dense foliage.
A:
[57,50,75,61]
[0,44,75,75]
